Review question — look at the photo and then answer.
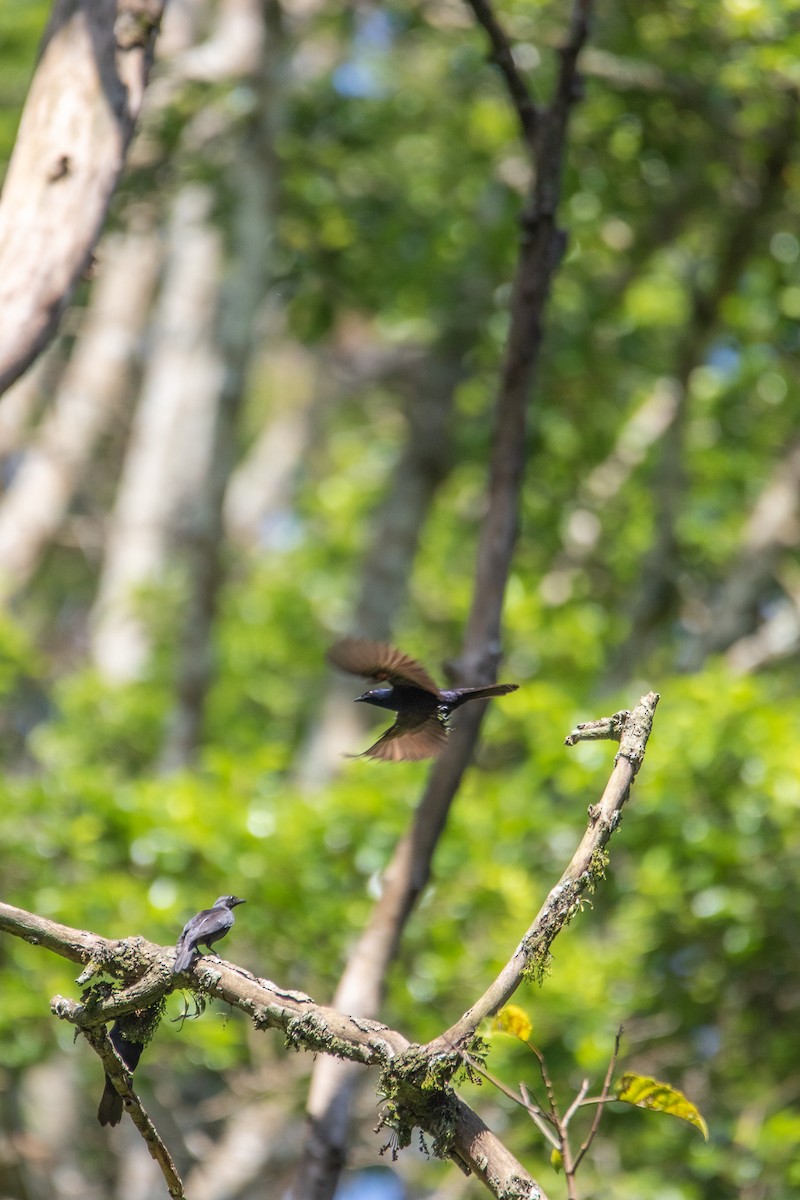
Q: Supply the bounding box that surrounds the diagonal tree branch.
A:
[297,3,594,1195]
[467,0,539,147]
[427,692,658,1053]
[83,1023,185,1199]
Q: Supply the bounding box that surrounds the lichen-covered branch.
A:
[0,900,541,1197]
[0,688,655,1198]
[82,1022,185,1199]
[426,692,659,1054]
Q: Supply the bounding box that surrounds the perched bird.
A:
[97,1019,144,1127]
[327,636,518,762]
[173,895,246,974]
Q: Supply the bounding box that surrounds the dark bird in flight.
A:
[97,1019,144,1127]
[328,637,518,762]
[173,895,246,974]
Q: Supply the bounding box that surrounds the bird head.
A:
[355,686,396,710]
[213,895,247,909]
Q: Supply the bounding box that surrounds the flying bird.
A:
[328,636,518,762]
[96,1019,145,1127]
[173,895,246,974]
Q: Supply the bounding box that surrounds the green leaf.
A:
[615,1073,709,1140]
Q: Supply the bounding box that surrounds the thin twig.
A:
[519,1080,560,1147]
[464,0,539,146]
[562,1077,590,1127]
[573,1025,623,1170]
[460,1048,560,1148]
[531,1041,559,1121]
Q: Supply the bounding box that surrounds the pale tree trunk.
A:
[0,226,161,600]
[89,186,223,682]
[17,1058,104,1200]
[223,343,318,550]
[0,0,165,394]
[184,1097,300,1200]
[682,439,800,671]
[159,0,280,769]
[0,343,62,462]
[606,97,797,684]
[112,1120,169,1200]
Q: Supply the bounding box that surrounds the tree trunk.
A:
[0,0,165,394]
[89,187,223,682]
[0,226,161,600]
[159,0,281,768]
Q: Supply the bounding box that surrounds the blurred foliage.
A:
[2,0,800,1197]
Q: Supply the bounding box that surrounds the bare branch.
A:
[573,1025,623,1170]
[426,691,659,1052]
[562,1077,590,1128]
[464,0,539,146]
[83,1024,185,1198]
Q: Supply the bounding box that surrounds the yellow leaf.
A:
[550,1148,563,1174]
[492,1004,533,1042]
[615,1073,709,1140]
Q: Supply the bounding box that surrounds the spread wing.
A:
[359,714,449,762]
[327,637,440,695]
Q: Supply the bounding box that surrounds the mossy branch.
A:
[0,689,658,1199]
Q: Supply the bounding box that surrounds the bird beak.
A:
[354,692,369,703]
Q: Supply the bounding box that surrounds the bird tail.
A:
[97,1076,123,1127]
[452,683,518,707]
[173,942,195,974]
